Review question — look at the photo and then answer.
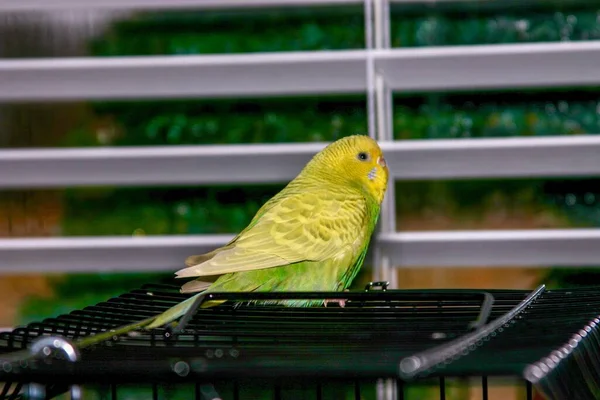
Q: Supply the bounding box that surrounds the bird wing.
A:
[175,190,367,278]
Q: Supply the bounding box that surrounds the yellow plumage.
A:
[153,134,389,329]
[175,134,388,285]
[78,134,390,339]
[176,188,368,278]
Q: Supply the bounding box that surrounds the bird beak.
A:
[377,156,387,168]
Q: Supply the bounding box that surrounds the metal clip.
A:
[171,293,207,336]
[27,336,82,400]
[468,292,495,331]
[364,281,390,291]
[30,336,80,362]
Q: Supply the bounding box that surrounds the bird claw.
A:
[323,289,350,307]
[324,299,347,308]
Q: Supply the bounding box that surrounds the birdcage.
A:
[0,281,596,399]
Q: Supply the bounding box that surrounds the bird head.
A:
[304,134,389,204]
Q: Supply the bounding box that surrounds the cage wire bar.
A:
[372,0,396,288]
[2,136,600,188]
[366,2,397,397]
[0,0,365,11]
[1,283,552,400]
[2,281,600,400]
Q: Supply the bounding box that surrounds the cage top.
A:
[0,282,597,392]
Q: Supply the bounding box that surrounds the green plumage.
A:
[80,135,388,340]
[201,195,379,307]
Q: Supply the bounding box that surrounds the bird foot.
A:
[324,299,347,308]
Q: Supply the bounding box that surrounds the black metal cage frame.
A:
[0,281,597,400]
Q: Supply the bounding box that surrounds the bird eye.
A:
[357,152,369,161]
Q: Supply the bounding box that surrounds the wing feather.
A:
[180,279,213,293]
[175,189,367,278]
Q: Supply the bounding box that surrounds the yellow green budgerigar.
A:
[78,134,388,344]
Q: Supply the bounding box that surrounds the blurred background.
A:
[1,1,600,398]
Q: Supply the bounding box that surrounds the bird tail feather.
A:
[146,293,204,329]
[76,292,212,349]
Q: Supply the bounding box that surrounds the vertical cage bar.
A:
[526,381,533,400]
[111,384,117,400]
[195,383,201,400]
[365,0,386,287]
[371,0,397,288]
[439,377,446,400]
[397,379,405,400]
[316,382,322,400]
[374,0,391,48]
[373,72,397,287]
[482,376,488,400]
[376,378,397,400]
[11,382,23,399]
[70,385,82,400]
[233,381,240,400]
[364,0,374,50]
[354,380,361,400]
[382,0,391,48]
[274,381,282,400]
[152,383,158,400]
[0,382,10,398]
[364,0,376,142]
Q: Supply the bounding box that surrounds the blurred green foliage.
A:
[61,185,284,236]
[20,5,600,336]
[58,379,387,400]
[19,272,167,324]
[90,7,365,56]
[391,7,600,47]
[62,96,367,147]
[394,91,600,139]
